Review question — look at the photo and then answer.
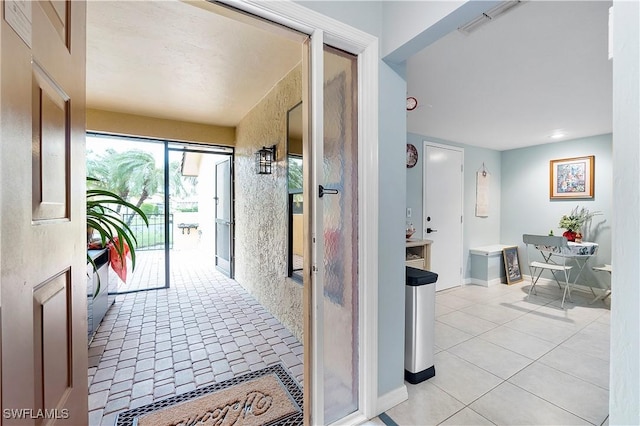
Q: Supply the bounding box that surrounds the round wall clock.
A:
[406,96,418,111]
[406,143,418,168]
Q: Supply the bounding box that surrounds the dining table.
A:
[535,240,599,304]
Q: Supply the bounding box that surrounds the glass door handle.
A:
[319,185,339,198]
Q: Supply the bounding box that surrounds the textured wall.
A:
[610,1,640,422]
[234,65,303,342]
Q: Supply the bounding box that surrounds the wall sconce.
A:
[256,145,276,174]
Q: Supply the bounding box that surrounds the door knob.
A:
[426,228,438,233]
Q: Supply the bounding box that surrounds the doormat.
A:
[116,364,303,426]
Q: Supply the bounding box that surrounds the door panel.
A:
[215,157,233,277]
[1,0,87,423]
[32,63,70,221]
[321,45,359,425]
[423,143,464,291]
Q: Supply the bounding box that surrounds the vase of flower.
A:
[558,206,601,242]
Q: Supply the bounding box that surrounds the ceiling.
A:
[87,1,612,152]
[86,1,303,128]
[407,0,613,151]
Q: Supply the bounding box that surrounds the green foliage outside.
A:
[87,145,197,251]
[140,203,159,216]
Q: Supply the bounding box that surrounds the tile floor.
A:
[89,250,610,426]
[87,250,304,426]
[383,279,611,426]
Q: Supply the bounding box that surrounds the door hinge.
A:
[461,215,463,223]
[461,164,464,172]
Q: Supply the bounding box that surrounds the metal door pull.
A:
[426,228,438,233]
[319,185,339,198]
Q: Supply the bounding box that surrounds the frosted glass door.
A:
[322,45,359,424]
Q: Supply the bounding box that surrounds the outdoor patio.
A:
[88,249,304,425]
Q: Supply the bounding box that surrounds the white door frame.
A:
[423,141,464,290]
[217,1,379,424]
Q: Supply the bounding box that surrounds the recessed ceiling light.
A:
[549,131,567,140]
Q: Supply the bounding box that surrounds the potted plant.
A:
[558,205,601,242]
[87,177,149,289]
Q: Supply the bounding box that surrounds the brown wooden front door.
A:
[1,1,87,424]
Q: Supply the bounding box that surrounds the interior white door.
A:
[423,142,464,291]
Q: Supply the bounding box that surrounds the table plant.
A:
[558,205,601,242]
[87,177,148,291]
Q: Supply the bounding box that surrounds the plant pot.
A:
[562,230,577,242]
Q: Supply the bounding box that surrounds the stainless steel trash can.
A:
[405,266,438,384]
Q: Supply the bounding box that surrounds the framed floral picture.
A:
[550,155,594,199]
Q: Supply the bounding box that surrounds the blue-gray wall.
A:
[377,62,407,396]
[406,133,502,280]
[501,133,613,285]
[406,132,612,287]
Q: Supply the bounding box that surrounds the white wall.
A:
[610,1,640,423]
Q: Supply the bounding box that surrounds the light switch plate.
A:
[407,208,412,218]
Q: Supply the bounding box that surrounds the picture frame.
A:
[549,155,594,199]
[502,246,523,285]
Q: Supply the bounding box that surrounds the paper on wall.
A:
[476,171,490,217]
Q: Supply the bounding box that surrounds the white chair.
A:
[523,234,573,307]
[591,264,612,303]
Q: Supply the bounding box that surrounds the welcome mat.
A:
[116,364,303,426]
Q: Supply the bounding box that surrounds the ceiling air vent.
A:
[458,1,523,34]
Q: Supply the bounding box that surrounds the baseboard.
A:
[467,277,505,287]
[376,384,408,415]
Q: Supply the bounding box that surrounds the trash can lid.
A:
[406,266,438,286]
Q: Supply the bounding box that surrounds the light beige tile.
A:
[503,314,578,344]
[386,381,464,426]
[480,325,557,359]
[439,407,494,425]
[447,284,506,303]
[435,293,476,310]
[460,302,526,324]
[436,303,456,317]
[448,337,533,379]
[429,351,502,405]
[471,381,586,425]
[435,321,474,350]
[509,362,609,425]
[596,311,611,324]
[561,321,610,361]
[538,345,609,389]
[437,311,499,336]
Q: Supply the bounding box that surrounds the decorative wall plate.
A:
[406,144,418,168]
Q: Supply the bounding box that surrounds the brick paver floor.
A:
[87,250,304,425]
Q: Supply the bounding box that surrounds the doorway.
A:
[83,0,379,423]
[86,133,234,293]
